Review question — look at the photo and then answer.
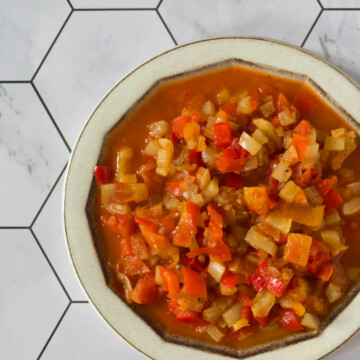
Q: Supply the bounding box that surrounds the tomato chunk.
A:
[182,266,207,298]
[278,309,303,331]
[94,166,113,184]
[212,122,232,147]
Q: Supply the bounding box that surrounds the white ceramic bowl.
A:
[63,37,360,360]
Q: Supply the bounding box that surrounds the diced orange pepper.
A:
[283,233,313,267]
[278,202,324,227]
[186,244,232,262]
[159,266,180,297]
[243,187,270,216]
[292,133,309,161]
[131,277,157,304]
[251,89,260,110]
[117,256,150,276]
[293,120,311,136]
[182,266,207,298]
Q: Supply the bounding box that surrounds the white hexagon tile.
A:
[0,230,69,360]
[2,0,360,359]
[0,0,71,80]
[159,0,321,46]
[34,10,175,148]
[0,84,69,226]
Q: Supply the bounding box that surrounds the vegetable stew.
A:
[92,66,360,350]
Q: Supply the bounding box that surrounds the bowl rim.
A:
[63,35,360,360]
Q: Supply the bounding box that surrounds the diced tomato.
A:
[250,267,266,293]
[316,179,334,198]
[255,315,270,326]
[241,306,253,322]
[292,133,309,161]
[293,120,311,137]
[309,239,325,260]
[131,277,157,304]
[188,149,204,166]
[308,251,330,274]
[212,122,232,147]
[222,146,238,160]
[172,115,191,139]
[159,266,180,297]
[297,91,317,114]
[259,83,276,96]
[271,116,281,127]
[278,309,303,331]
[221,273,239,289]
[207,205,223,246]
[180,256,207,273]
[225,173,243,189]
[251,89,260,110]
[323,188,343,214]
[106,214,135,240]
[216,154,247,174]
[176,311,205,324]
[131,234,149,260]
[117,256,150,276]
[317,264,333,282]
[94,166,113,184]
[220,101,237,115]
[166,179,184,197]
[186,244,232,263]
[182,266,207,298]
[276,93,291,112]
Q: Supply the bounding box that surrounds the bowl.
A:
[63,36,360,360]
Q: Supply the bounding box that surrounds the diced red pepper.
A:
[296,91,317,114]
[188,149,204,166]
[241,306,253,322]
[222,146,238,160]
[106,214,135,240]
[225,173,244,189]
[172,115,191,139]
[220,101,237,115]
[323,188,343,214]
[271,117,281,127]
[221,273,239,289]
[309,239,325,260]
[182,266,207,298]
[239,295,253,307]
[317,264,333,282]
[276,93,291,112]
[176,311,205,324]
[94,166,113,184]
[117,256,150,276]
[186,244,232,263]
[216,155,247,174]
[212,122,232,147]
[316,179,334,198]
[251,89,260,110]
[131,277,157,304]
[293,120,311,137]
[308,251,330,273]
[159,266,180,297]
[166,179,184,197]
[168,299,180,315]
[292,133,309,161]
[278,309,303,331]
[255,315,270,326]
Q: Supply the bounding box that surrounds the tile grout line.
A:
[37,302,71,360]
[31,83,72,153]
[0,226,30,229]
[31,10,73,82]
[30,228,72,302]
[71,300,89,303]
[30,162,68,228]
[66,0,74,10]
[317,0,324,10]
[301,8,323,48]
[323,8,360,11]
[0,80,31,83]
[156,9,178,46]
[156,0,163,10]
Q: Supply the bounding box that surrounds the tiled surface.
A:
[1,0,359,359]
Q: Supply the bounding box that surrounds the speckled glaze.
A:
[63,37,360,360]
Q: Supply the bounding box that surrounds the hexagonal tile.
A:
[327,332,360,360]
[34,11,175,147]
[0,0,70,80]
[0,84,69,226]
[33,172,87,301]
[304,11,360,84]
[0,229,69,360]
[41,303,145,360]
[71,0,160,8]
[321,0,360,8]
[159,0,321,46]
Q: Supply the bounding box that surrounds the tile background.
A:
[1,0,359,359]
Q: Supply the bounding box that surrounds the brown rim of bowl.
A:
[64,36,360,360]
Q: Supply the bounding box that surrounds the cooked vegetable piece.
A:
[182,266,207,298]
[283,233,312,267]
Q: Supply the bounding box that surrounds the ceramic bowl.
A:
[63,37,360,360]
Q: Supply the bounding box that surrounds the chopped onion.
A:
[253,118,282,149]
[148,120,170,138]
[305,143,319,159]
[101,184,116,206]
[346,182,360,195]
[245,227,278,257]
[252,129,269,145]
[342,197,360,216]
[251,289,275,317]
[117,174,137,183]
[308,128,317,144]
[127,183,149,203]
[324,136,345,151]
[196,167,211,190]
[278,109,296,126]
[222,303,242,327]
[213,298,234,312]
[282,145,298,165]
[279,294,305,316]
[324,209,341,227]
[304,186,323,206]
[144,140,160,157]
[116,147,134,179]
[237,95,253,115]
[163,197,181,209]
[207,261,226,282]
[219,283,238,296]
[279,180,301,203]
[325,283,342,303]
[243,155,258,171]
[232,318,250,331]
[301,313,320,330]
[156,138,174,176]
[206,325,224,342]
[115,272,133,304]
[265,211,292,233]
[259,100,275,118]
[106,203,131,215]
[275,126,285,137]
[202,177,219,203]
[239,132,262,155]
[201,147,216,167]
[217,88,230,105]
[271,161,292,183]
[202,100,215,115]
[345,267,360,281]
[331,128,346,138]
[202,307,222,323]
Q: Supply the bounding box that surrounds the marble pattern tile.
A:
[0,0,70,80]
[41,303,145,360]
[32,173,87,301]
[304,10,360,84]
[0,84,69,226]
[71,0,160,8]
[159,0,321,46]
[34,11,175,147]
[0,229,69,360]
